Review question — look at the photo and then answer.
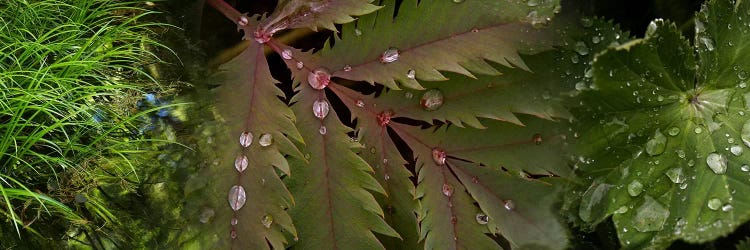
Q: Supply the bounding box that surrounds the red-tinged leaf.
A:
[179,36,303,249]
[316,0,560,89]
[284,84,398,249]
[260,0,381,33]
[330,84,421,248]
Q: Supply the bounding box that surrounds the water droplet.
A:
[281,49,293,60]
[319,126,327,135]
[694,126,703,134]
[741,120,750,148]
[450,215,457,224]
[384,174,390,181]
[504,200,515,211]
[235,155,248,172]
[231,217,238,225]
[475,213,489,225]
[405,92,414,99]
[574,41,590,55]
[377,111,393,126]
[238,16,248,26]
[354,28,362,36]
[262,214,273,228]
[356,100,365,108]
[706,153,728,174]
[313,99,330,119]
[452,0,464,3]
[720,203,734,212]
[628,180,644,196]
[240,131,253,147]
[343,65,352,72]
[645,130,667,156]
[406,69,416,79]
[442,183,453,197]
[526,0,542,6]
[259,133,273,147]
[380,47,400,63]
[665,168,685,184]
[700,37,715,51]
[432,148,446,165]
[228,185,247,211]
[308,68,331,90]
[575,81,587,91]
[731,145,743,156]
[230,229,237,239]
[742,165,750,172]
[199,208,215,224]
[580,17,593,27]
[532,133,543,145]
[668,127,680,136]
[615,206,629,214]
[633,196,669,232]
[421,89,444,111]
[296,61,304,70]
[708,198,722,210]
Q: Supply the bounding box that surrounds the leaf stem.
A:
[205,0,242,25]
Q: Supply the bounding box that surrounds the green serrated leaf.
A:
[285,84,398,249]
[573,4,750,247]
[179,34,303,249]
[262,0,381,32]
[317,0,560,89]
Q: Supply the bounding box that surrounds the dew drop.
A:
[296,61,304,70]
[442,183,453,197]
[741,120,750,148]
[645,129,667,156]
[231,217,238,225]
[731,145,743,156]
[706,153,728,174]
[633,196,669,232]
[239,131,253,147]
[199,208,215,224]
[384,174,390,181]
[405,92,414,99]
[432,148,446,165]
[281,49,293,60]
[235,155,248,172]
[421,89,444,111]
[238,16,248,26]
[262,214,273,228]
[694,126,703,134]
[230,229,238,239]
[228,185,247,211]
[452,0,464,3]
[343,65,352,72]
[377,111,393,126]
[614,206,629,214]
[475,213,489,225]
[627,180,644,196]
[356,100,365,108]
[668,127,680,136]
[313,99,330,119]
[504,200,515,211]
[319,126,327,135]
[665,168,685,184]
[354,28,362,36]
[259,133,273,147]
[708,198,722,210]
[722,204,733,212]
[742,165,750,172]
[450,216,457,224]
[574,41,590,55]
[526,0,542,6]
[532,133,543,145]
[308,68,331,90]
[700,37,715,51]
[406,69,416,79]
[380,47,400,63]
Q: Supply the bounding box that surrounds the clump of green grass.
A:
[0,0,172,247]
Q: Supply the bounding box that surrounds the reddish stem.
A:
[206,0,243,25]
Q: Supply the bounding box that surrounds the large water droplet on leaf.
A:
[432,148,446,165]
[665,168,685,184]
[442,183,453,197]
[421,89,444,111]
[708,198,722,210]
[628,180,644,196]
[731,145,743,156]
[742,165,750,172]
[281,49,293,60]
[706,153,728,174]
[228,185,247,211]
[240,131,253,148]
[579,183,612,222]
[380,47,400,63]
[633,196,669,232]
[574,41,589,55]
[475,213,489,225]
[668,127,680,136]
[308,68,331,90]
[262,214,273,228]
[313,99,330,119]
[741,120,750,148]
[259,133,273,147]
[645,129,667,156]
[319,126,327,135]
[235,155,248,172]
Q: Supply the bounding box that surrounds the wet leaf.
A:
[262,0,381,32]
[572,2,750,247]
